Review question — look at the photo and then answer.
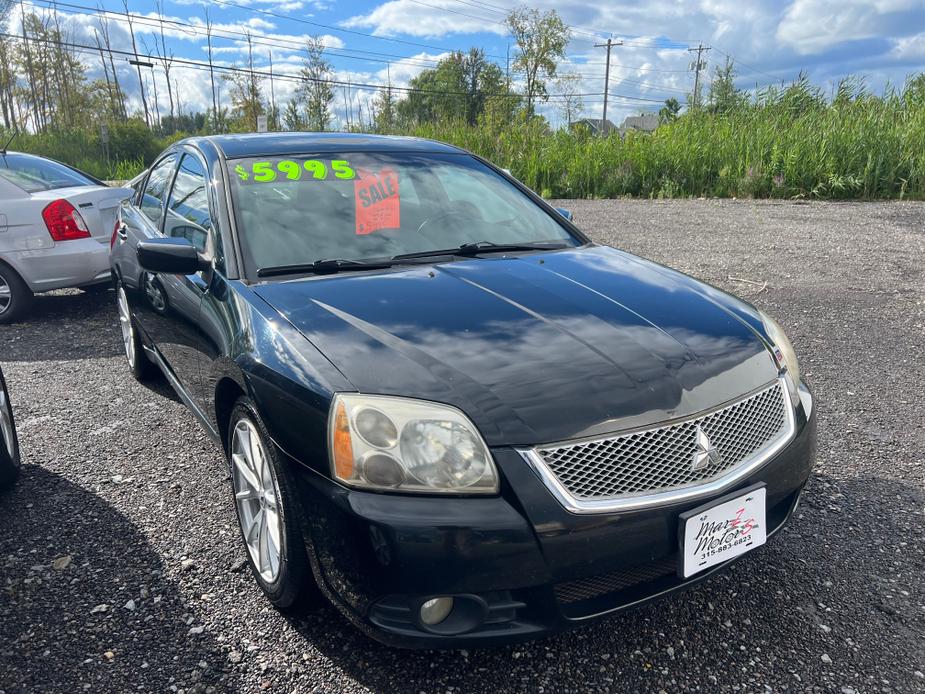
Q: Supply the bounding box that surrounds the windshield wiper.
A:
[257,258,393,278]
[392,241,569,261]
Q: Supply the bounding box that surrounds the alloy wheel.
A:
[0,273,11,315]
[0,385,16,464]
[117,286,135,369]
[231,418,283,583]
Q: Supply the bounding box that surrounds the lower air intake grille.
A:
[554,557,678,604]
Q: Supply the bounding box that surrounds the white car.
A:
[0,151,133,323]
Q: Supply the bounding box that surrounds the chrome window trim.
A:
[517,376,797,514]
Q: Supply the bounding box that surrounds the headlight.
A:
[329,394,499,494]
[759,311,801,403]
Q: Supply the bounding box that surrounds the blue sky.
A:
[7,0,925,128]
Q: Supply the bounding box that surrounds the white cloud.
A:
[776,0,925,55]
[892,30,925,58]
[173,0,316,10]
[342,0,507,39]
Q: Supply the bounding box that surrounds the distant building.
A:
[571,118,618,136]
[571,113,660,137]
[620,113,659,133]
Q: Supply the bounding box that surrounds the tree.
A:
[204,7,221,133]
[555,72,583,128]
[707,57,745,114]
[0,1,17,129]
[397,55,466,125]
[297,36,334,131]
[154,0,176,127]
[659,97,681,124]
[122,0,150,127]
[96,10,127,119]
[396,49,514,127]
[282,98,303,131]
[225,36,265,131]
[372,86,395,132]
[505,6,570,115]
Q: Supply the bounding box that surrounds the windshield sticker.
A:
[232,159,355,184]
[355,168,400,235]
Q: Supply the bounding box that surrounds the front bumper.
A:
[5,238,111,292]
[295,384,816,648]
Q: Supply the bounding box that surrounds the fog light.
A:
[420,597,454,626]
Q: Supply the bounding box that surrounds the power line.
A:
[711,46,784,83]
[607,75,689,95]
[0,30,673,104]
[404,0,503,26]
[446,0,512,13]
[21,0,684,104]
[22,0,454,70]
[444,0,509,16]
[206,0,512,62]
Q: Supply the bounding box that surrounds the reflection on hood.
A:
[254,246,778,445]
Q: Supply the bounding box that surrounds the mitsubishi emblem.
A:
[692,425,723,471]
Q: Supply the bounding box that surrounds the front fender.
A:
[209,283,354,473]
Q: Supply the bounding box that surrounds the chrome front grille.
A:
[526,379,793,512]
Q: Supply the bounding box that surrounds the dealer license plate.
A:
[679,484,767,578]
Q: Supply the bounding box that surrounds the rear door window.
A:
[164,154,211,253]
[140,154,177,230]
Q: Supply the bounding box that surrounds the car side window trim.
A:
[138,151,179,235]
[181,145,229,273]
[164,151,213,256]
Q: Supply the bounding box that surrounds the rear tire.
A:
[0,263,33,325]
[0,370,21,491]
[227,397,319,612]
[116,283,157,382]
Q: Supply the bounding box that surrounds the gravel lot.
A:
[1,199,923,693]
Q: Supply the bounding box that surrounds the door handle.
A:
[117,222,128,240]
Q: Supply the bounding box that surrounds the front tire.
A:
[117,283,156,382]
[0,263,33,325]
[0,371,21,491]
[227,398,317,611]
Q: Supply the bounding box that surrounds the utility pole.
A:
[593,37,622,135]
[268,49,277,129]
[688,43,711,109]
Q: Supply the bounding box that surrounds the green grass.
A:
[5,88,924,199]
[405,93,925,200]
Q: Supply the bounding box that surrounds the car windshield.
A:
[226,152,579,275]
[0,153,97,193]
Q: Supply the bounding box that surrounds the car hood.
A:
[253,245,779,446]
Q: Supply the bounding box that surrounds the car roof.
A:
[4,150,62,162]
[186,132,467,160]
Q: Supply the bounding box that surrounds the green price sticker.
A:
[233,159,355,184]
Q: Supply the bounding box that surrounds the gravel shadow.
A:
[0,465,229,693]
[1,290,122,362]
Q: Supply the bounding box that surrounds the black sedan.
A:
[110,133,816,648]
[0,363,21,490]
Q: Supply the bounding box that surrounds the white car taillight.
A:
[42,199,91,242]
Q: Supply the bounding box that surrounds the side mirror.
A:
[555,207,573,222]
[137,237,208,275]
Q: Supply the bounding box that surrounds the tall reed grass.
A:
[409,93,925,199]
[5,84,923,199]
